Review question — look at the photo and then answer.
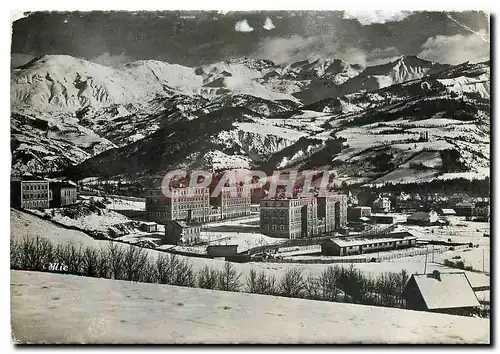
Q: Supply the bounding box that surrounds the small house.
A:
[407,210,438,225]
[49,181,78,208]
[140,221,158,233]
[455,202,475,217]
[372,197,391,213]
[403,271,480,316]
[163,220,201,246]
[348,206,372,221]
[371,214,395,224]
[474,201,490,221]
[206,244,239,258]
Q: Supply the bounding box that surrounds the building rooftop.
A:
[440,208,456,214]
[409,272,480,310]
[324,235,417,248]
[141,221,158,226]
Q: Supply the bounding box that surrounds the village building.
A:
[145,187,211,224]
[49,181,78,208]
[140,221,158,233]
[320,233,417,256]
[348,206,372,222]
[407,210,439,226]
[11,177,50,209]
[260,194,348,239]
[474,200,490,221]
[371,214,396,224]
[206,244,239,258]
[317,194,348,233]
[403,271,480,316]
[438,208,456,216]
[215,186,251,219]
[163,220,202,246]
[372,196,391,213]
[455,202,475,217]
[260,197,318,239]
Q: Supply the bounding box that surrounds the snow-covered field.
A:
[11,271,489,344]
[10,209,490,289]
[81,195,145,211]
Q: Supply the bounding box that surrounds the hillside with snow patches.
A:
[11,54,489,185]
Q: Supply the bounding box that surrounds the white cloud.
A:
[255,35,401,66]
[418,30,490,64]
[263,17,275,31]
[343,10,412,25]
[235,19,254,33]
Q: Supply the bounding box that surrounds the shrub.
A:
[279,267,305,298]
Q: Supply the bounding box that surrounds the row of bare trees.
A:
[11,235,408,308]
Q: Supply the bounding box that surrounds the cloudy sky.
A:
[11,10,489,68]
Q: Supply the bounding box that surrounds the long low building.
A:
[321,234,418,256]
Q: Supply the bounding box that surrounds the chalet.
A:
[403,271,480,316]
[372,197,391,213]
[407,210,438,226]
[455,202,474,217]
[321,234,417,257]
[206,245,239,258]
[140,221,158,233]
[163,220,201,246]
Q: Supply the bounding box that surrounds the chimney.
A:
[429,270,441,281]
[187,209,193,224]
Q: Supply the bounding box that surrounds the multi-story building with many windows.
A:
[216,186,251,219]
[317,195,348,233]
[260,194,348,239]
[259,197,318,239]
[11,178,50,209]
[145,187,211,224]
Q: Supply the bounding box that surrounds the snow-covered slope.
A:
[11,270,489,344]
[263,61,490,184]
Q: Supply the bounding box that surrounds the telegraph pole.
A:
[424,250,428,274]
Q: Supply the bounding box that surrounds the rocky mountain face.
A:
[11,54,489,187]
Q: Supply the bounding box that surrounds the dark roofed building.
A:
[11,177,50,209]
[403,271,480,316]
[455,202,475,217]
[206,244,239,258]
[49,181,78,208]
[163,220,201,246]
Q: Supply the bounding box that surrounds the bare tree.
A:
[304,275,321,300]
[123,245,149,282]
[217,262,241,292]
[81,247,100,277]
[279,267,305,298]
[10,239,20,269]
[174,258,196,287]
[318,266,341,302]
[107,242,125,280]
[198,265,219,290]
[55,243,83,274]
[246,269,277,295]
[19,235,54,270]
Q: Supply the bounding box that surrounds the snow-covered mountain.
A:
[10,54,490,186]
